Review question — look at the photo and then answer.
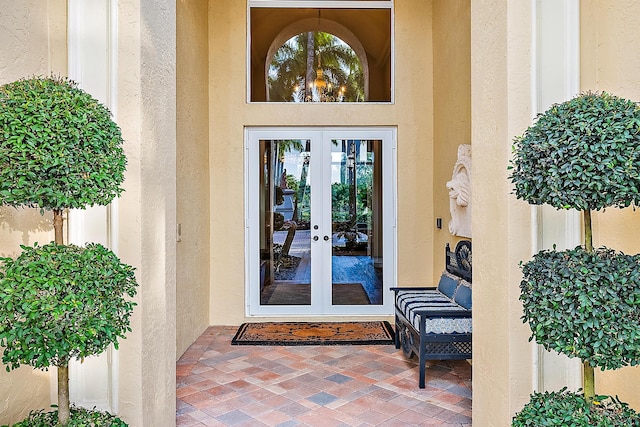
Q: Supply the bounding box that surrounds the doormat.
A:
[231,321,395,346]
[265,283,371,305]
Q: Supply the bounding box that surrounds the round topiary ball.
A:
[0,75,126,210]
[512,389,640,427]
[519,247,640,370]
[509,91,640,211]
[0,243,137,370]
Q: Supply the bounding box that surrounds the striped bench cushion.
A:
[396,289,472,334]
[396,290,453,312]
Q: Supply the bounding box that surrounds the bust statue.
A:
[446,144,472,237]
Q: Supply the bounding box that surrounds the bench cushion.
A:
[396,290,455,314]
[395,290,472,334]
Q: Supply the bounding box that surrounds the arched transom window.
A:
[268,31,366,102]
[249,3,392,103]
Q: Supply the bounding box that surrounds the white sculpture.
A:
[446,144,472,237]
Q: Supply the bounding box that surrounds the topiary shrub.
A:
[0,75,131,425]
[510,91,640,211]
[0,243,137,425]
[520,247,640,371]
[2,405,128,427]
[509,91,640,424]
[0,243,137,370]
[512,388,640,427]
[0,75,126,244]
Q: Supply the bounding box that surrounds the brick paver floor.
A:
[177,326,472,426]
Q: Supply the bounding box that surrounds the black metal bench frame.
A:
[390,240,472,388]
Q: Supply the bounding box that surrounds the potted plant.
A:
[509,92,640,425]
[0,76,137,426]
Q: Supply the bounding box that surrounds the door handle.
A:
[324,235,329,241]
[313,236,319,241]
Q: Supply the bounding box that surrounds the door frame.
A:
[245,126,397,316]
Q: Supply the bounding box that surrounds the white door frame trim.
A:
[244,127,397,317]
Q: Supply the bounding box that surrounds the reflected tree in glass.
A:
[268,31,364,102]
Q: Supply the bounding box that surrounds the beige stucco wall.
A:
[115,1,177,425]
[208,0,436,325]
[471,1,536,425]
[0,1,66,424]
[581,0,640,411]
[432,0,471,276]
[0,0,67,83]
[176,0,211,358]
[593,209,640,411]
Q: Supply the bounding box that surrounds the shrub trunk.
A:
[58,364,70,424]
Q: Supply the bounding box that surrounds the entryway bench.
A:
[390,240,472,388]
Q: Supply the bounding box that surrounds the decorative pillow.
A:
[453,280,472,310]
[437,271,460,299]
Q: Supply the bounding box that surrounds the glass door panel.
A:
[330,139,383,306]
[258,139,312,306]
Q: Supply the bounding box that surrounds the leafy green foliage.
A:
[520,247,640,370]
[331,182,371,224]
[512,389,640,426]
[509,92,640,211]
[3,406,127,427]
[268,31,365,102]
[0,76,126,210]
[0,243,137,370]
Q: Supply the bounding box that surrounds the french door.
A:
[246,128,396,316]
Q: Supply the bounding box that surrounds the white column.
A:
[533,0,582,393]
[65,0,119,413]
